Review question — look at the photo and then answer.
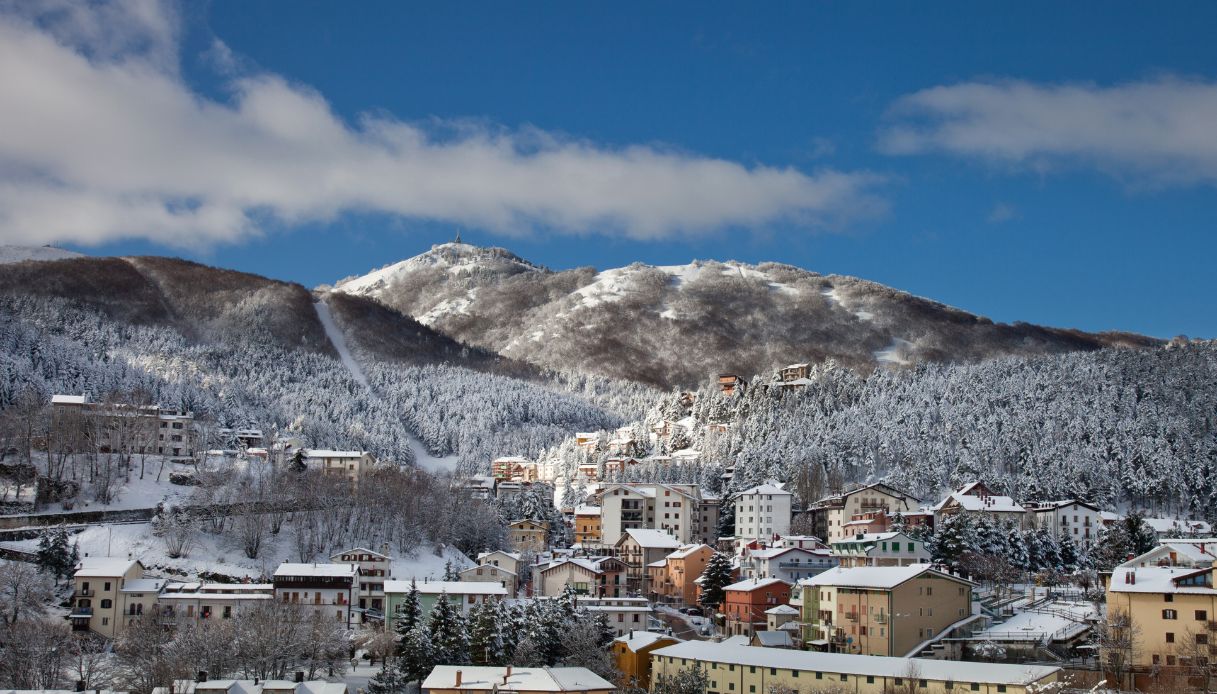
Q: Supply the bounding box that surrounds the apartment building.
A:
[932,482,1026,528]
[1119,539,1217,569]
[808,483,920,543]
[739,545,836,583]
[1027,500,1101,548]
[651,544,714,605]
[576,596,655,637]
[508,519,550,553]
[423,666,615,694]
[51,394,199,460]
[384,580,507,631]
[733,483,793,546]
[614,528,681,595]
[460,563,518,598]
[272,563,358,628]
[801,564,975,657]
[69,557,146,638]
[573,505,602,547]
[330,547,391,615]
[1105,562,1217,682]
[597,483,719,547]
[830,531,930,567]
[302,450,374,486]
[157,582,274,625]
[650,641,1061,694]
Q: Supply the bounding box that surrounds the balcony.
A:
[75,589,95,598]
[69,606,93,618]
[874,613,887,624]
[844,612,859,622]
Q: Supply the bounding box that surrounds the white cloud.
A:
[879,77,1217,186]
[0,1,883,248]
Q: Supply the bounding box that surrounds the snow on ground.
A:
[315,298,370,389]
[0,244,83,264]
[875,338,915,365]
[8,453,203,515]
[821,286,842,305]
[975,602,1096,642]
[407,436,459,474]
[854,310,874,321]
[390,546,473,581]
[417,291,475,327]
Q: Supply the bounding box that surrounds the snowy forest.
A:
[550,343,1217,521]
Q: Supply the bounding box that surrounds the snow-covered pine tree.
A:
[427,592,469,665]
[392,580,423,651]
[698,551,734,615]
[468,600,505,666]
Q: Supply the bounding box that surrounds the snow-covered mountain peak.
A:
[333,241,544,296]
[0,244,84,264]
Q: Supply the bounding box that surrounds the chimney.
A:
[295,671,305,683]
[197,671,208,683]
[505,665,512,681]
[455,671,463,688]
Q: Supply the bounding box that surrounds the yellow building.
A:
[650,641,1059,694]
[801,564,974,656]
[611,631,681,688]
[69,557,147,638]
[1105,562,1217,683]
[508,519,550,554]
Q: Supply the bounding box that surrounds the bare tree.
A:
[1173,621,1217,694]
[1099,608,1141,692]
[0,618,72,690]
[67,635,117,691]
[0,560,54,626]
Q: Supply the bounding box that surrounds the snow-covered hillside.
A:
[333,242,1157,388]
[0,245,83,263]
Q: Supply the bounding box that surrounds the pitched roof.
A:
[737,482,791,497]
[651,642,1059,686]
[802,564,973,590]
[666,544,712,560]
[935,491,1025,514]
[330,547,390,560]
[724,577,790,592]
[1108,566,1217,595]
[753,631,794,647]
[383,580,507,595]
[75,557,141,577]
[573,505,601,516]
[621,528,681,549]
[614,630,681,652]
[765,604,799,615]
[303,449,365,458]
[273,563,358,578]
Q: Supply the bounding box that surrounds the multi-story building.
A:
[51,394,199,460]
[651,544,714,605]
[597,483,719,547]
[384,580,507,631]
[573,505,602,547]
[477,550,524,577]
[830,532,930,567]
[932,481,1026,528]
[537,558,607,597]
[1105,562,1217,685]
[808,482,920,543]
[614,528,681,595]
[650,641,1061,694]
[157,582,274,625]
[717,374,746,396]
[492,456,538,482]
[801,564,974,657]
[723,577,792,637]
[423,665,615,694]
[576,596,655,637]
[272,563,358,628]
[330,547,391,615]
[302,450,374,487]
[507,519,550,553]
[1027,500,1102,548]
[1119,539,1217,569]
[733,483,793,546]
[612,631,681,689]
[460,563,518,598]
[739,545,836,583]
[117,576,169,630]
[70,557,146,638]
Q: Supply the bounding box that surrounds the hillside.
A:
[334,242,1158,388]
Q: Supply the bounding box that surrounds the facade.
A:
[733,483,793,545]
[808,483,920,543]
[162,679,348,694]
[51,394,199,460]
[612,631,681,688]
[577,597,655,637]
[1105,563,1217,680]
[330,547,391,614]
[384,580,507,630]
[508,519,550,553]
[537,558,604,597]
[649,641,1061,694]
[302,450,373,486]
[718,374,746,396]
[652,544,714,605]
[271,563,358,628]
[932,481,1026,528]
[460,563,518,598]
[493,456,538,482]
[723,578,792,637]
[830,532,930,567]
[1027,500,1102,548]
[573,505,602,547]
[801,564,974,657]
[70,557,146,638]
[739,546,836,583]
[422,666,615,694]
[614,529,681,595]
[157,582,274,625]
[597,483,719,547]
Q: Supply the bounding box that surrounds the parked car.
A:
[681,606,703,616]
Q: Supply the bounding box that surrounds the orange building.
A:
[652,544,714,605]
[723,577,791,637]
[574,505,602,547]
[611,630,682,688]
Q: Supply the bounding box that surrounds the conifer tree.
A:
[427,592,469,665]
[468,601,504,666]
[396,627,436,685]
[698,551,733,615]
[392,579,423,652]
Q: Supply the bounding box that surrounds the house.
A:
[800,564,975,657]
[596,483,719,547]
[830,532,930,567]
[575,433,601,449]
[156,582,274,625]
[493,457,538,482]
[751,629,795,648]
[1106,562,1217,685]
[603,457,638,477]
[733,483,793,546]
[271,563,358,628]
[576,596,654,637]
[718,374,746,396]
[301,450,373,486]
[766,604,800,631]
[612,631,681,689]
[607,428,641,456]
[118,577,169,629]
[1142,517,1214,541]
[70,557,146,638]
[384,580,506,631]
[649,641,1061,694]
[216,427,264,449]
[777,363,810,382]
[457,475,497,500]
[932,481,1026,528]
[1027,500,1102,548]
[508,519,550,553]
[739,546,837,583]
[159,679,348,694]
[477,550,524,577]
[330,547,391,616]
[422,666,615,694]
[537,558,606,597]
[808,482,920,543]
[460,563,517,598]
[723,577,792,637]
[652,544,714,605]
[614,529,681,595]
[573,505,602,547]
[1118,539,1217,569]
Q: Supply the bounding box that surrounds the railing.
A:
[874,613,887,624]
[70,607,93,617]
[844,612,859,622]
[75,589,95,597]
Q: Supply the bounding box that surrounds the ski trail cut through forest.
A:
[314,298,370,389]
[313,297,459,473]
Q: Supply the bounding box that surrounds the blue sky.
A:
[2,2,1215,338]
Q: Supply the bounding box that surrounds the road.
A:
[655,605,711,641]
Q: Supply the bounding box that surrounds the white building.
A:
[330,547,392,616]
[575,596,655,637]
[271,563,359,628]
[932,481,1026,527]
[1027,500,1102,548]
[157,582,274,625]
[1118,538,1217,569]
[597,483,719,546]
[739,546,836,583]
[734,482,793,546]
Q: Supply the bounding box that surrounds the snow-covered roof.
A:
[51,394,87,405]
[493,456,532,464]
[120,578,167,593]
[747,546,823,560]
[935,491,1025,514]
[541,558,602,575]
[383,580,507,595]
[1099,511,1124,522]
[666,544,711,560]
[303,449,365,459]
[573,505,601,516]
[478,550,522,562]
[753,631,794,647]
[273,563,358,578]
[765,604,799,615]
[831,531,917,547]
[331,547,390,560]
[1108,566,1217,595]
[166,680,347,694]
[724,577,790,592]
[670,448,701,459]
[803,564,971,590]
[651,641,1059,686]
[1029,499,1101,512]
[622,528,681,549]
[737,482,791,497]
[614,630,680,651]
[461,564,517,577]
[1143,517,1213,535]
[423,666,614,692]
[75,557,141,577]
[647,559,668,568]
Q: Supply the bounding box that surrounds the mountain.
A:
[0,244,83,264]
[333,242,1159,388]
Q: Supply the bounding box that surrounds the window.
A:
[815,672,822,680]
[104,582,111,591]
[1197,610,1208,621]
[1165,594,1174,602]
[100,599,112,609]
[1163,609,1178,620]
[839,674,847,682]
[1166,632,1175,643]
[970,685,980,692]
[997,686,1007,693]
[866,676,875,684]
[1198,634,1209,645]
